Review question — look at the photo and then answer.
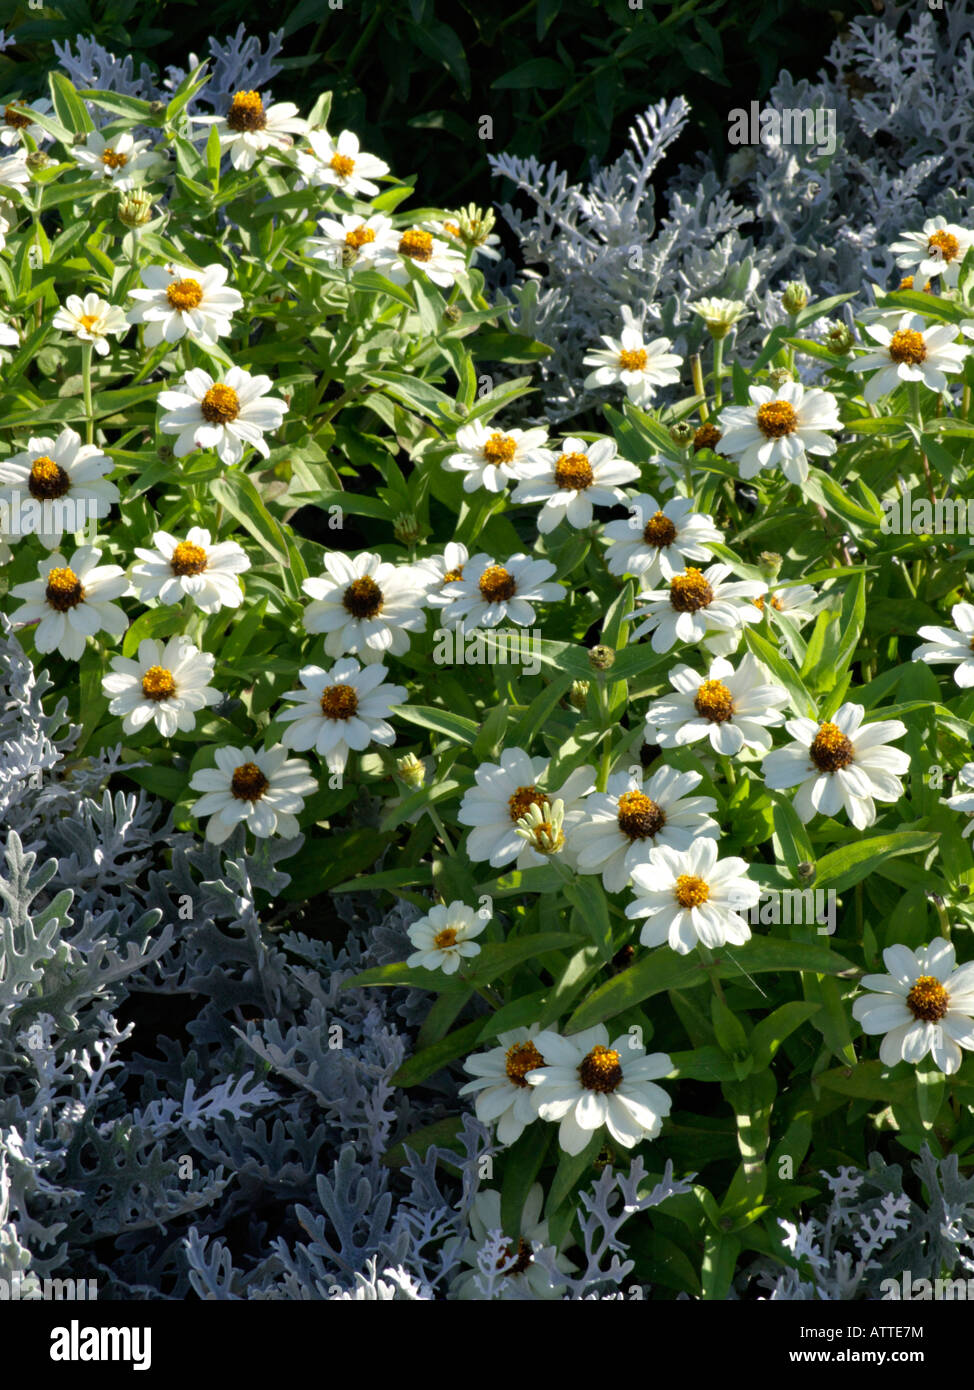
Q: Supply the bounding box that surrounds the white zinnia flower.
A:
[755,584,818,628]
[583,312,682,406]
[914,602,974,687]
[296,128,389,197]
[377,226,466,289]
[761,703,909,829]
[687,297,750,337]
[277,658,406,774]
[457,748,594,869]
[645,653,789,756]
[602,494,724,583]
[444,422,552,494]
[511,436,639,533]
[628,563,766,653]
[406,901,487,975]
[0,98,53,147]
[571,766,719,894]
[0,428,118,547]
[189,744,316,844]
[889,217,974,289]
[944,763,974,838]
[126,263,243,347]
[193,90,307,171]
[451,1185,571,1301]
[10,546,128,660]
[413,541,469,607]
[626,839,759,955]
[526,1025,672,1156]
[0,152,30,191]
[852,939,974,1075]
[301,551,427,664]
[852,312,969,403]
[102,636,219,736]
[718,382,840,486]
[72,130,160,188]
[440,552,563,629]
[459,1029,548,1146]
[131,528,250,612]
[157,366,288,463]
[305,213,397,271]
[52,293,128,355]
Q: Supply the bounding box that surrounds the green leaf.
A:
[749,1002,822,1070]
[744,627,816,718]
[391,704,479,746]
[501,1126,552,1238]
[492,59,569,89]
[389,1019,484,1087]
[467,933,581,986]
[48,72,94,135]
[813,832,938,893]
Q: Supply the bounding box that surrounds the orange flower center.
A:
[616,790,666,841]
[674,874,710,908]
[554,452,594,490]
[345,225,375,248]
[508,785,548,822]
[342,575,384,619]
[694,423,722,452]
[329,152,355,178]
[578,1044,623,1094]
[398,229,433,262]
[141,665,176,701]
[319,683,359,720]
[928,229,960,262]
[669,568,713,613]
[230,761,269,801]
[756,400,798,439]
[479,564,517,603]
[618,348,647,371]
[101,147,128,170]
[906,975,949,1022]
[482,432,518,464]
[200,384,240,424]
[888,329,927,366]
[433,926,459,949]
[28,456,70,501]
[643,511,677,548]
[505,1040,545,1087]
[694,679,735,723]
[170,541,208,576]
[77,313,101,331]
[226,90,267,133]
[809,721,854,772]
[45,566,84,611]
[3,103,30,130]
[166,278,204,312]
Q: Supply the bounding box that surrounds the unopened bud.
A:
[782,281,808,314]
[117,190,154,227]
[768,367,794,387]
[668,420,695,448]
[393,511,423,546]
[823,320,854,354]
[569,679,590,711]
[797,861,816,881]
[25,150,51,171]
[588,644,616,672]
[395,753,426,789]
[443,304,462,324]
[758,551,783,580]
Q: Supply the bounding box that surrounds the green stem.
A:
[712,336,724,410]
[427,805,456,857]
[81,341,94,445]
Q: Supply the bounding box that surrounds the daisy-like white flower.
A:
[126,263,243,347]
[851,312,969,404]
[406,901,487,975]
[645,653,789,756]
[914,602,974,688]
[305,213,397,271]
[889,217,974,290]
[628,563,766,654]
[451,1184,572,1301]
[193,90,307,172]
[432,207,502,265]
[761,703,909,829]
[10,546,128,660]
[626,839,759,955]
[687,297,750,338]
[457,748,594,870]
[852,938,974,1075]
[583,313,682,407]
[131,528,250,613]
[376,226,467,289]
[944,763,974,838]
[102,636,219,736]
[189,744,316,844]
[295,127,389,198]
[571,766,719,894]
[753,584,818,628]
[413,541,469,607]
[0,428,118,548]
[0,152,30,192]
[602,494,723,583]
[440,552,563,630]
[0,98,53,147]
[52,293,128,356]
[157,366,288,464]
[302,551,427,664]
[526,1024,673,1156]
[718,382,840,486]
[460,1029,548,1146]
[72,130,160,189]
[511,436,639,534]
[443,422,552,494]
[276,658,406,774]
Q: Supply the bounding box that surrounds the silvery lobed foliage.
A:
[746,1148,974,1300]
[489,6,974,423]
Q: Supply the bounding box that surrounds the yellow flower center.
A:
[809,720,855,772]
[45,565,84,611]
[226,90,267,133]
[170,541,208,576]
[442,565,464,584]
[200,383,240,424]
[3,103,30,130]
[928,229,960,262]
[482,432,518,464]
[141,665,176,701]
[230,761,269,801]
[77,313,101,331]
[101,147,128,170]
[906,974,949,1022]
[578,1044,623,1094]
[643,511,678,548]
[342,576,383,619]
[28,455,70,501]
[508,785,548,823]
[752,595,784,612]
[756,400,798,439]
[618,348,648,371]
[554,452,594,490]
[669,567,713,613]
[444,221,461,237]
[694,678,735,723]
[898,275,915,290]
[329,152,356,178]
[505,1040,545,1087]
[398,229,433,262]
[616,789,666,841]
[674,874,710,908]
[319,683,359,719]
[479,564,517,603]
[166,278,204,312]
[433,926,459,949]
[694,423,722,452]
[888,329,927,365]
[345,225,375,248]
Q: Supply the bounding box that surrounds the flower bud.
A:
[395,753,426,789]
[768,367,794,387]
[668,420,695,448]
[588,644,616,672]
[758,551,783,580]
[393,511,424,546]
[782,281,808,314]
[568,679,589,711]
[117,190,154,227]
[823,320,854,354]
